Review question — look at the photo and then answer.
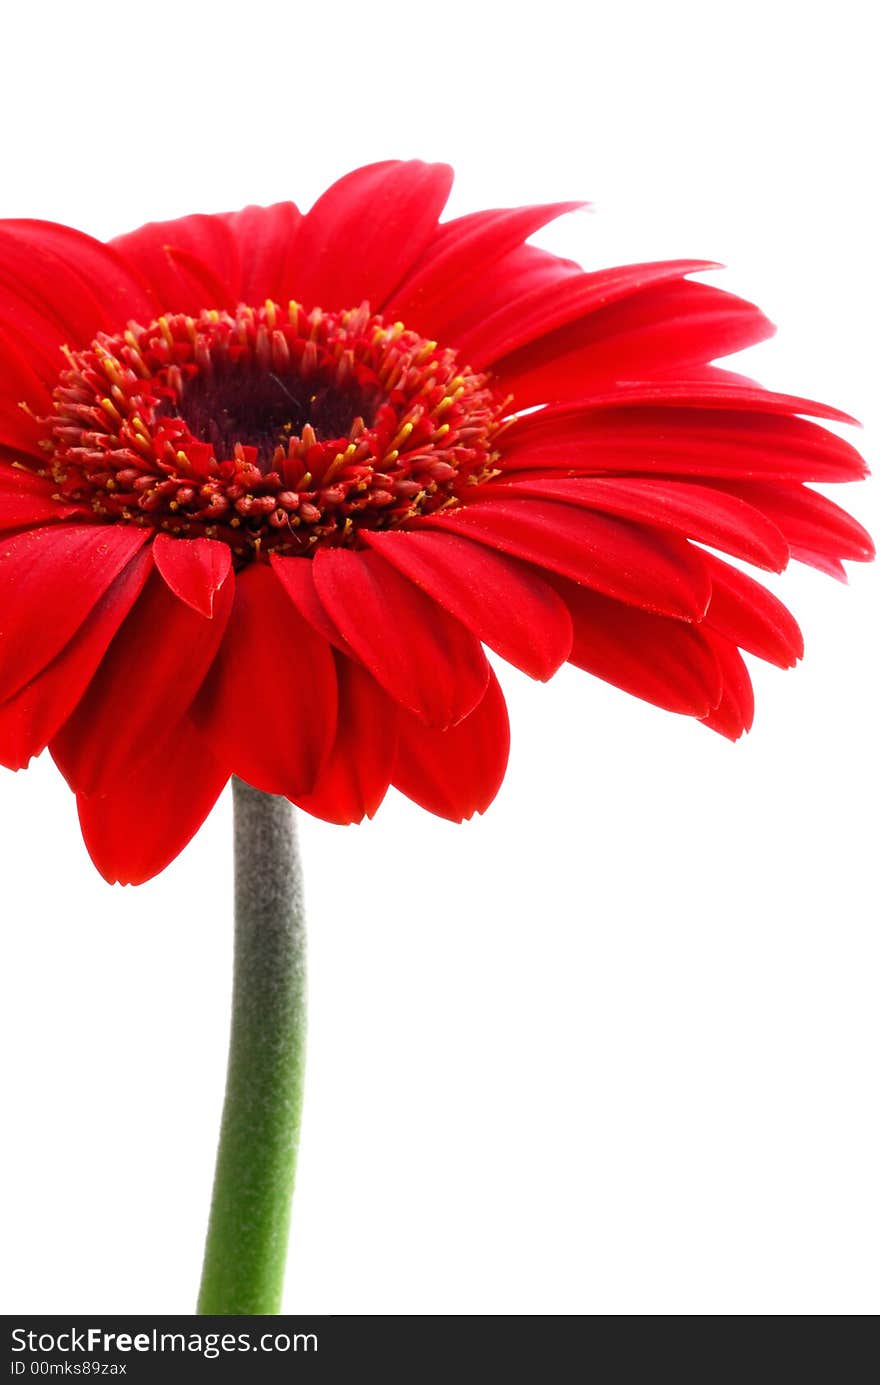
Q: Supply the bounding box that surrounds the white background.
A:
[1,0,876,1316]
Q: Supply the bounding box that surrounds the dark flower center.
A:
[166,363,381,470]
[38,302,506,559]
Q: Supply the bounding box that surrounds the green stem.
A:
[197,778,307,1315]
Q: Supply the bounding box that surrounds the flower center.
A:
[40,302,505,557]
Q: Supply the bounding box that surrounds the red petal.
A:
[77,719,228,885]
[702,554,803,669]
[703,479,874,568]
[0,285,81,383]
[0,463,79,532]
[501,404,867,483]
[497,476,790,571]
[152,534,232,617]
[494,281,775,408]
[220,202,303,303]
[698,633,754,740]
[393,668,510,821]
[191,562,337,798]
[456,260,718,368]
[289,161,454,310]
[384,201,585,332]
[292,654,398,825]
[152,245,232,309]
[787,549,848,581]
[364,528,572,680]
[533,377,859,426]
[312,546,489,728]
[0,219,156,336]
[554,575,723,717]
[0,544,153,770]
[0,524,150,703]
[441,243,585,347]
[0,219,152,454]
[0,327,54,455]
[419,498,711,620]
[269,552,354,653]
[110,212,241,314]
[51,566,234,795]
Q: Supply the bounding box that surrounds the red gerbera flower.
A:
[0,160,872,884]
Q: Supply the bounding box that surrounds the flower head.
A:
[0,161,872,883]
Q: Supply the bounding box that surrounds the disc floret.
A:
[40,301,505,557]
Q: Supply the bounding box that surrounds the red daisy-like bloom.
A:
[0,161,872,883]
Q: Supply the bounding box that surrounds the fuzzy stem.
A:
[197,779,306,1315]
